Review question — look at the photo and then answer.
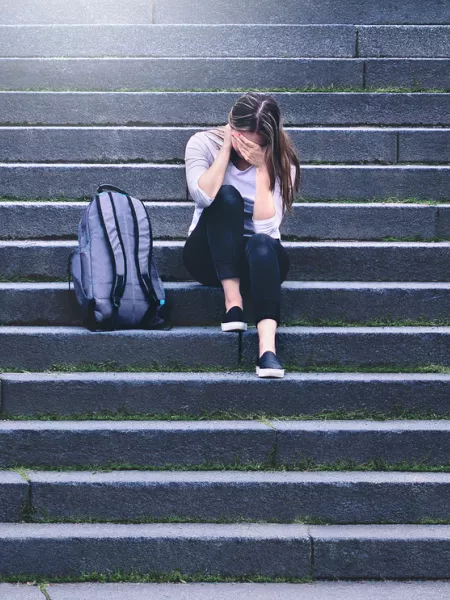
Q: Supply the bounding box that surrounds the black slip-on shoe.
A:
[221,305,247,332]
[256,350,285,378]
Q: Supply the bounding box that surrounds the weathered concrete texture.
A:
[0,326,239,370]
[359,26,450,58]
[0,472,28,522]
[5,240,450,282]
[273,420,450,466]
[2,372,450,417]
[1,92,448,127]
[282,203,440,239]
[0,58,363,91]
[28,471,450,524]
[365,59,450,89]
[241,326,450,367]
[0,1,154,25]
[4,282,450,327]
[399,130,450,163]
[310,524,450,578]
[298,165,450,201]
[0,127,407,164]
[0,421,274,469]
[42,581,450,600]
[0,202,191,241]
[0,584,44,599]
[437,206,450,237]
[0,523,311,577]
[0,164,185,201]
[3,164,449,201]
[0,202,443,242]
[154,0,450,25]
[0,25,356,58]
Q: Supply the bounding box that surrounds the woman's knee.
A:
[209,184,243,211]
[245,232,276,258]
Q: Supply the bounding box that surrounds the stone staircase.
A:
[0,0,449,597]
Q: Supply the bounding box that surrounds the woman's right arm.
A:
[185,126,232,208]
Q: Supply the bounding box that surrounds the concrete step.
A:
[1,57,449,91]
[2,0,448,26]
[1,126,449,164]
[10,581,450,600]
[0,57,362,91]
[0,523,448,578]
[0,472,27,522]
[1,92,448,127]
[358,26,450,58]
[0,419,448,468]
[19,470,450,524]
[0,25,357,58]
[0,0,154,25]
[2,25,449,60]
[153,0,450,26]
[0,163,449,201]
[1,326,450,370]
[3,282,450,327]
[2,372,450,418]
[2,241,450,282]
[2,202,450,241]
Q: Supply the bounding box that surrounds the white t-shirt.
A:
[184,130,295,239]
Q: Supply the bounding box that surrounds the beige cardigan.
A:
[184,130,295,239]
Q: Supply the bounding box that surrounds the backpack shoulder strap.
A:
[96,192,127,310]
[126,194,166,307]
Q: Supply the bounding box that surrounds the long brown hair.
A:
[203,92,301,216]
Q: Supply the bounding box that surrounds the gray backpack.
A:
[69,184,171,331]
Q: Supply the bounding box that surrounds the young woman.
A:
[182,92,301,378]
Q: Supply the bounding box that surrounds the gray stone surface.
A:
[0,472,28,522]
[1,92,448,127]
[241,326,450,367]
[0,25,356,58]
[0,201,443,242]
[154,0,450,25]
[399,130,450,163]
[4,281,450,327]
[310,524,450,578]
[0,523,310,577]
[0,584,44,599]
[0,420,274,468]
[0,126,403,164]
[365,59,450,89]
[273,420,450,466]
[43,581,450,600]
[0,58,363,91]
[3,371,450,417]
[0,0,154,25]
[0,201,192,241]
[3,164,448,201]
[437,205,450,237]
[28,470,450,524]
[0,326,238,370]
[359,26,450,58]
[5,240,450,282]
[0,164,185,201]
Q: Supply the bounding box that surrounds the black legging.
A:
[182,184,290,326]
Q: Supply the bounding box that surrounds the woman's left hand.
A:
[232,133,268,169]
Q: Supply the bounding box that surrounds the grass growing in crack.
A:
[2,362,450,375]
[7,458,450,473]
[0,570,316,585]
[5,408,449,422]
[27,505,450,526]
